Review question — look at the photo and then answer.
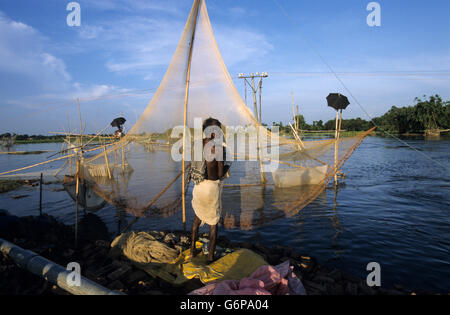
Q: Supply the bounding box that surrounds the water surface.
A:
[1,136,449,293]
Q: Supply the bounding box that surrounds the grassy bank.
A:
[15,139,65,144]
[0,179,24,193]
[0,150,53,155]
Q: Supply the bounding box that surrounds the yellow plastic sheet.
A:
[126,240,267,285]
[175,248,267,284]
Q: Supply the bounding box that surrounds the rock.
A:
[393,284,409,293]
[253,243,271,255]
[342,272,361,283]
[313,275,335,284]
[217,236,230,248]
[297,259,315,274]
[107,264,132,281]
[62,249,75,258]
[303,280,327,293]
[358,281,376,295]
[126,270,148,285]
[379,288,405,295]
[267,254,281,265]
[95,240,110,248]
[241,242,253,249]
[327,268,342,282]
[345,282,358,295]
[90,263,116,278]
[330,283,345,295]
[108,280,124,290]
[158,278,174,290]
[280,256,292,263]
[290,251,302,260]
[147,290,164,295]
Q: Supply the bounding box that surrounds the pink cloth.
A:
[189,260,306,295]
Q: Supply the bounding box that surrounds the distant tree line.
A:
[372,95,450,134]
[273,95,450,134]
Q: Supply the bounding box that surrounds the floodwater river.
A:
[0,135,449,293]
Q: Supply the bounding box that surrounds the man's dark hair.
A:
[202,117,222,131]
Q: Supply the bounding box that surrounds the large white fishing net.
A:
[74,0,375,230]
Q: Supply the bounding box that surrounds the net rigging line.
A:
[272,0,450,172]
[267,70,450,78]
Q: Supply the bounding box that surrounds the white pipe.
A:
[0,238,124,295]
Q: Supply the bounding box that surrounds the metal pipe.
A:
[0,238,123,295]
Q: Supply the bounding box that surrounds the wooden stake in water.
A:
[75,159,80,248]
[334,109,343,185]
[39,173,43,216]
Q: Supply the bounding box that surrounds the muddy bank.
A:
[0,213,435,295]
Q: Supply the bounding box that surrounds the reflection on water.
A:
[0,136,449,292]
[63,176,107,212]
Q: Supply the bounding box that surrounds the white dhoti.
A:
[191,179,222,226]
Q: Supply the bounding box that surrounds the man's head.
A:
[202,117,222,131]
[203,117,222,140]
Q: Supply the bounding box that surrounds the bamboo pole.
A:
[0,144,113,177]
[259,79,262,123]
[103,146,112,179]
[77,98,83,148]
[181,0,201,229]
[334,110,340,185]
[289,122,305,149]
[54,159,68,176]
[75,159,80,248]
[291,91,295,128]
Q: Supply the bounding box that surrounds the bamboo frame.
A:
[334,110,340,184]
[103,146,112,179]
[181,0,201,228]
[0,144,114,177]
[75,159,80,248]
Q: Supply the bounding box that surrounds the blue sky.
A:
[1,0,449,134]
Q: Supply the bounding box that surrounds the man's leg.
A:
[208,223,218,262]
[190,215,201,258]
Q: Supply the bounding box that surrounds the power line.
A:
[238,72,269,123]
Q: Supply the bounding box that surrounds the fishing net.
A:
[75,0,375,230]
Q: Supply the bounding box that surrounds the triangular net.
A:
[78,0,375,230]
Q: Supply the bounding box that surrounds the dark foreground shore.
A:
[0,213,436,295]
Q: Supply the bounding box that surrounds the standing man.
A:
[189,117,229,262]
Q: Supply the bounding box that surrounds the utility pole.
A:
[238,72,268,184]
[238,72,268,124]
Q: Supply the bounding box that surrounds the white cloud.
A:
[71,11,273,79]
[0,11,134,133]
